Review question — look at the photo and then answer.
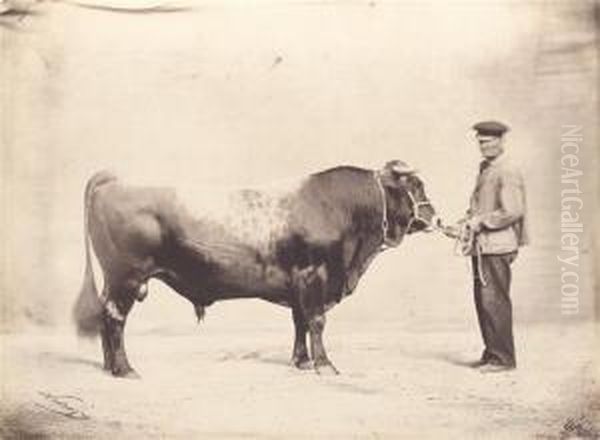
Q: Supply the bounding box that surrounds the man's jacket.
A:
[469,153,529,255]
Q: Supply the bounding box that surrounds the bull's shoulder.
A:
[286,167,377,241]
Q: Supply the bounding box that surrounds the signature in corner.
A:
[35,391,90,420]
[562,415,599,439]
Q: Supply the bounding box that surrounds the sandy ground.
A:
[1,320,598,439]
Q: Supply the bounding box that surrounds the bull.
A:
[73,161,436,377]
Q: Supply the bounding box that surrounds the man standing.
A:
[455,121,529,373]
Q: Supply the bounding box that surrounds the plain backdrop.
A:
[1,0,597,334]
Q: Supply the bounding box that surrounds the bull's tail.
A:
[72,170,116,337]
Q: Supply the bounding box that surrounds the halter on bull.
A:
[73,161,436,377]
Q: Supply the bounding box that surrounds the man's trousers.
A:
[471,251,518,367]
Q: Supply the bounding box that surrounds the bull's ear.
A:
[381,160,416,187]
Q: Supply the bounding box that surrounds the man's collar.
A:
[483,152,507,168]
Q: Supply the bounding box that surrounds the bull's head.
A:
[378,160,437,243]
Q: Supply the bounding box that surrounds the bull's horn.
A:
[385,160,417,175]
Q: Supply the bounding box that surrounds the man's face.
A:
[477,134,504,159]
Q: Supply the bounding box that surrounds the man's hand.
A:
[440,216,482,239]
[465,215,483,233]
[440,216,468,239]
[435,217,459,239]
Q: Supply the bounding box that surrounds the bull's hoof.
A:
[292,357,313,370]
[315,361,340,376]
[111,365,140,379]
[135,284,148,302]
[194,304,206,323]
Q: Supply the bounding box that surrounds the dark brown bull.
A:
[73,161,436,377]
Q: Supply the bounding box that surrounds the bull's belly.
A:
[210,260,292,302]
[160,238,293,306]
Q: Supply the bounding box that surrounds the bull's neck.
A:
[307,166,384,239]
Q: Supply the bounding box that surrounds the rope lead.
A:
[451,222,487,286]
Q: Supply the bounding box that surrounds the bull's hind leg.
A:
[291,306,311,369]
[102,284,138,378]
[99,288,114,371]
[295,265,339,375]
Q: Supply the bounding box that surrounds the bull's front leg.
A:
[291,306,310,369]
[308,313,338,375]
[295,264,339,375]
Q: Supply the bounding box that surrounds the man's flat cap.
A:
[473,120,509,136]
